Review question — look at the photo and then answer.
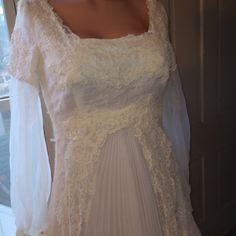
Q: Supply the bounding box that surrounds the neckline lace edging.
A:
[40,0,155,43]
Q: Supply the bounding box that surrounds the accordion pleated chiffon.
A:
[48,127,164,236]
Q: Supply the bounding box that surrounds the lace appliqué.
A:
[34,0,175,91]
[49,94,198,236]
[7,29,40,88]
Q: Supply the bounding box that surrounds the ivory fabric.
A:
[8,0,202,235]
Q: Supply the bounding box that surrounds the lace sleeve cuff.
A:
[7,0,40,89]
[155,2,177,72]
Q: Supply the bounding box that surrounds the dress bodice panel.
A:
[42,36,170,132]
[32,0,174,133]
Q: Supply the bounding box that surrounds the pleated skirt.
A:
[82,127,163,236]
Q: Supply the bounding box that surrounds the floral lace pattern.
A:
[8,0,200,235]
[52,93,198,236]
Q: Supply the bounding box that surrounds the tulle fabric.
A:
[9,66,191,235]
[163,68,191,185]
[9,77,51,236]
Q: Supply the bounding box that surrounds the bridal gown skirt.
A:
[47,125,200,236]
[83,127,163,236]
[48,127,163,236]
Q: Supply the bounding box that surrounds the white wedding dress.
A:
[7,0,202,235]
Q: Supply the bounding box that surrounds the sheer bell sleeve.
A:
[157,2,191,186]
[7,1,52,235]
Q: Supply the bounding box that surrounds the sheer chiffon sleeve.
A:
[9,78,51,236]
[162,68,191,184]
[7,1,52,235]
[157,2,191,185]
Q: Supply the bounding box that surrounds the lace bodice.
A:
[7,0,201,235]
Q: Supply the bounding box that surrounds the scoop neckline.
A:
[42,0,153,42]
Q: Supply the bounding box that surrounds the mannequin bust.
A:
[47,0,149,39]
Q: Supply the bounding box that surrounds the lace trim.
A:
[7,28,40,88]
[49,94,199,235]
[45,35,168,91]
[39,0,155,42]
[8,0,177,90]
[35,0,170,92]
[152,1,178,72]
